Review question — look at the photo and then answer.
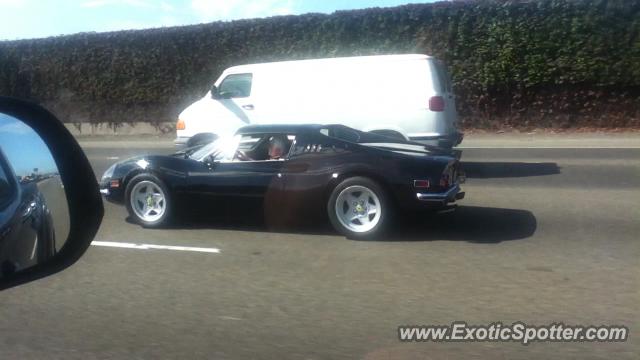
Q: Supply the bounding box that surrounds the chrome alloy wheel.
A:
[334,185,381,233]
[130,180,166,222]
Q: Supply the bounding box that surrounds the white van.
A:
[175,54,463,149]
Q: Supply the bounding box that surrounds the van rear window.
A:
[431,61,451,93]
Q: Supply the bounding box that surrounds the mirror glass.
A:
[0,113,69,278]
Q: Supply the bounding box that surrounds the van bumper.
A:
[408,131,463,148]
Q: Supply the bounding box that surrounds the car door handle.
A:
[242,104,254,110]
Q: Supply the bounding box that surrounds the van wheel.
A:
[369,130,406,141]
[328,177,391,240]
[187,133,218,148]
[125,174,172,228]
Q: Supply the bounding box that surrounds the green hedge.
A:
[0,0,638,128]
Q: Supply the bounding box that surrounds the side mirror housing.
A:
[0,97,103,290]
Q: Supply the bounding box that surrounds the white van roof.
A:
[225,54,433,73]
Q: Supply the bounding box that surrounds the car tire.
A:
[327,177,391,240]
[125,173,172,228]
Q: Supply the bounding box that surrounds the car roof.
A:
[236,124,325,135]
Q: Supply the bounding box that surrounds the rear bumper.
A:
[416,184,465,205]
[99,179,125,204]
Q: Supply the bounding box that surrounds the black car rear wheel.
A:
[125,174,172,228]
[328,177,390,240]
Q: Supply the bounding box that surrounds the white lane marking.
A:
[91,241,220,253]
[107,156,120,160]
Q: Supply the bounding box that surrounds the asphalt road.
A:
[0,141,638,359]
[36,176,70,252]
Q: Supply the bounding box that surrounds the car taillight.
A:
[439,175,450,188]
[429,96,445,112]
[440,166,456,188]
[413,180,430,188]
[176,119,186,130]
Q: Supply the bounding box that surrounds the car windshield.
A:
[189,135,240,162]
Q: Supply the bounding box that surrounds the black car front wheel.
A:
[125,174,172,228]
[328,177,391,240]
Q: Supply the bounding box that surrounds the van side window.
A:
[218,73,253,98]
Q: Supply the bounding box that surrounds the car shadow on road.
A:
[391,205,537,243]
[461,161,560,178]
[133,205,536,244]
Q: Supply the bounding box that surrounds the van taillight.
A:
[176,119,185,130]
[429,96,445,112]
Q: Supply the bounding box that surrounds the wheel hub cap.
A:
[130,180,166,222]
[335,185,381,233]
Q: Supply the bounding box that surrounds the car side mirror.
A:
[210,85,220,99]
[0,97,103,290]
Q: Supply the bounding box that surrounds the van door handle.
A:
[242,104,254,110]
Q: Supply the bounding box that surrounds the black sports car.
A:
[0,148,56,276]
[101,124,465,239]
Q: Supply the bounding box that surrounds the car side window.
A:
[218,73,253,98]
[321,127,360,143]
[229,134,295,162]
